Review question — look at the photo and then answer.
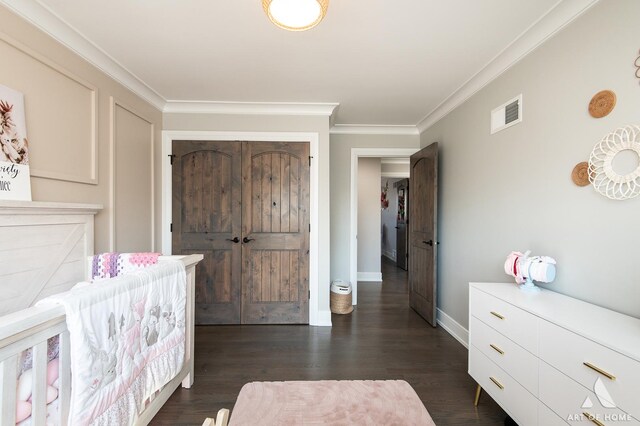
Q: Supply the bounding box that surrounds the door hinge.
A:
[308,290,311,300]
[309,155,313,166]
[309,224,311,233]
[168,154,176,165]
[170,223,173,232]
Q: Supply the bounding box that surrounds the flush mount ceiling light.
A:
[262,0,329,32]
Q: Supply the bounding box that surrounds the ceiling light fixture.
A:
[262,0,329,32]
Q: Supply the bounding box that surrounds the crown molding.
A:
[0,0,166,110]
[330,124,419,136]
[416,0,600,133]
[164,101,339,117]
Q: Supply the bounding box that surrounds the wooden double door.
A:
[172,141,310,325]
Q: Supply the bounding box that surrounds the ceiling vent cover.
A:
[491,94,522,134]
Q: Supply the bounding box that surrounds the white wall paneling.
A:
[109,97,155,252]
[0,31,98,185]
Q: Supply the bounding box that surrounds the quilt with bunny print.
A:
[37,260,186,425]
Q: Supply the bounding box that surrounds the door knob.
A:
[243,237,255,243]
[226,237,240,243]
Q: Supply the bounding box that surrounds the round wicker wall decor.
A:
[588,90,616,118]
[571,162,590,187]
[588,125,640,200]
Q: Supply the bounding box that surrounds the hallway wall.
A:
[357,157,381,280]
[329,133,420,283]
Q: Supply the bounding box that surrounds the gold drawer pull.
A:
[490,311,505,320]
[583,362,616,381]
[490,344,505,355]
[583,412,605,426]
[489,376,504,390]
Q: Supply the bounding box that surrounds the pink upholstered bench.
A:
[222,380,436,425]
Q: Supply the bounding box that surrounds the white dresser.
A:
[468,282,640,426]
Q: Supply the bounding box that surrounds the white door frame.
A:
[350,148,419,305]
[162,130,322,325]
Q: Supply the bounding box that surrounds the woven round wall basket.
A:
[571,161,591,187]
[330,280,353,314]
[588,90,616,118]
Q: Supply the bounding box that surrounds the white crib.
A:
[0,201,203,425]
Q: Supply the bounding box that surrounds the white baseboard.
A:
[436,308,469,349]
[311,310,333,327]
[357,272,383,282]
[382,248,396,261]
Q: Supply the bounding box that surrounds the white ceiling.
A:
[28,0,562,126]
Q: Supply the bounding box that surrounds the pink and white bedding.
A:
[37,260,186,425]
[91,253,160,280]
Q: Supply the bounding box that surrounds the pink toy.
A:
[47,358,59,386]
[16,400,31,423]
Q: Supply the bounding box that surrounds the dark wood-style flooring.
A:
[153,258,506,425]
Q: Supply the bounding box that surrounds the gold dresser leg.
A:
[474,384,482,406]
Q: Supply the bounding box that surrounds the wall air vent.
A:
[491,94,522,134]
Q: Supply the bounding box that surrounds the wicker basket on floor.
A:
[330,281,353,314]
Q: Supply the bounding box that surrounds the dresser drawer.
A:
[470,315,538,395]
[539,361,639,426]
[470,287,538,354]
[539,320,640,420]
[469,346,538,426]
[539,402,569,426]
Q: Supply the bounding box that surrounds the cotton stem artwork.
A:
[0,84,31,200]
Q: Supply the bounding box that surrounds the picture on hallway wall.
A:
[0,84,32,200]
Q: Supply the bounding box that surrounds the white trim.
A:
[161,130,326,327]
[313,310,333,327]
[416,0,600,132]
[381,158,411,165]
[357,272,383,282]
[164,101,339,117]
[330,124,419,136]
[381,171,410,178]
[350,148,418,305]
[436,308,469,349]
[0,0,166,110]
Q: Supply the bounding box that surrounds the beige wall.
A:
[420,0,640,328]
[357,158,381,276]
[0,5,162,253]
[330,133,420,283]
[163,112,332,316]
[381,163,409,175]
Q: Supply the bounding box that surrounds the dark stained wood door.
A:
[172,141,242,324]
[409,142,438,326]
[241,142,310,324]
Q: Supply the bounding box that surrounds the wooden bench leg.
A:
[202,409,230,426]
[474,384,482,406]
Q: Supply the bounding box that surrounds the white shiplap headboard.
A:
[0,200,102,316]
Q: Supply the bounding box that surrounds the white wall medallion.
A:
[588,125,640,200]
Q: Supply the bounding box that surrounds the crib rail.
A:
[0,304,71,425]
[0,254,202,426]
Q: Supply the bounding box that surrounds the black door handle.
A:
[243,237,255,243]
[423,240,433,246]
[226,237,240,243]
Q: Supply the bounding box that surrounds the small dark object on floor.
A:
[505,415,518,426]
